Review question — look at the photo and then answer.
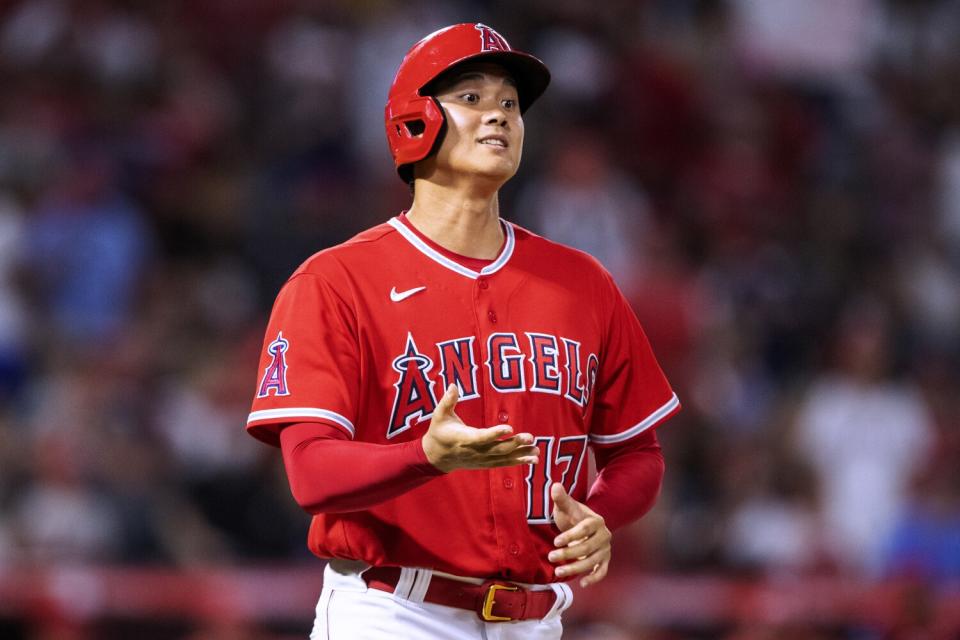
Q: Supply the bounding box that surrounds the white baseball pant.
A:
[310,559,574,639]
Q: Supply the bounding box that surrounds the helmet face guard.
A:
[384,23,551,183]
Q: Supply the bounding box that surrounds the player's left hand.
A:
[547,483,611,587]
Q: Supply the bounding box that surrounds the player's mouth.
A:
[477,134,509,148]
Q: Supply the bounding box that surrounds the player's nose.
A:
[481,99,510,126]
[483,111,508,126]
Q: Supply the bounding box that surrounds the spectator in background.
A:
[722,446,823,575]
[793,298,934,575]
[882,449,960,585]
[25,144,153,344]
[939,130,960,253]
[517,128,651,290]
[0,192,27,397]
[12,430,123,563]
[895,237,960,360]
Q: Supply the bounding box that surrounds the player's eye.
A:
[460,93,479,104]
[501,98,517,110]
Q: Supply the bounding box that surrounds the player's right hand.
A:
[422,384,539,473]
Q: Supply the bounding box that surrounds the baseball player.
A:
[247,23,679,639]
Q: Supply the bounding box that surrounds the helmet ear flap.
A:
[385,96,447,180]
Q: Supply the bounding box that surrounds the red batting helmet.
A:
[385,23,551,183]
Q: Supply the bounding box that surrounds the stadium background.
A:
[0,0,959,638]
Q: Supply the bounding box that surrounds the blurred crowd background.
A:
[1,0,959,638]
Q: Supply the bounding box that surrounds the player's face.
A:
[420,64,524,186]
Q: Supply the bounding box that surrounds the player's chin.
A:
[469,158,519,183]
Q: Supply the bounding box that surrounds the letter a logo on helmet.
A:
[476,24,508,51]
[384,23,550,183]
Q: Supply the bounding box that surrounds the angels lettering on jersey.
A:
[388,331,598,437]
[256,328,599,525]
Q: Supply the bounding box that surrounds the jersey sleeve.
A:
[588,274,680,447]
[247,271,360,446]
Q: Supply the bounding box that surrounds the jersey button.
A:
[487,310,497,323]
[509,544,520,556]
[503,477,514,489]
[478,278,489,290]
[497,410,509,422]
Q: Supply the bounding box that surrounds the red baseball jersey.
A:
[247,214,679,584]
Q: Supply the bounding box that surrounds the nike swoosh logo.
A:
[390,286,427,302]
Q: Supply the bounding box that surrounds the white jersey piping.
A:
[386,217,516,280]
[588,393,680,444]
[247,407,355,437]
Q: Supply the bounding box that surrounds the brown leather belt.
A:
[362,566,558,622]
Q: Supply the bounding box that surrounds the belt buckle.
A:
[480,582,519,622]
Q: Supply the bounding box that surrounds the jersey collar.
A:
[387,216,515,280]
